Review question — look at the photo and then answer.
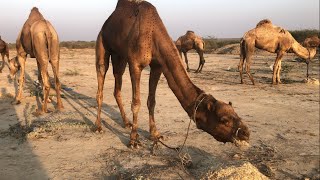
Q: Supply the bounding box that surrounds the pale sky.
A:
[1,0,319,43]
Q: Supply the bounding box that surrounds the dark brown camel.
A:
[239,19,318,85]
[8,7,63,114]
[96,0,250,148]
[175,31,206,73]
[0,36,9,73]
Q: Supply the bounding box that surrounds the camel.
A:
[239,19,319,85]
[8,7,63,114]
[303,35,320,48]
[0,36,9,73]
[175,31,205,73]
[95,0,250,148]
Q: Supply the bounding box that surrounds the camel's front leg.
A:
[38,62,51,114]
[0,54,5,73]
[95,33,110,131]
[12,55,27,105]
[112,55,131,128]
[272,52,284,85]
[148,63,163,142]
[195,51,205,73]
[276,61,282,84]
[183,52,190,72]
[129,64,143,148]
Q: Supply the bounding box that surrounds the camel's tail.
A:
[44,22,52,61]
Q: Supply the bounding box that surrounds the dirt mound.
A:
[202,162,269,180]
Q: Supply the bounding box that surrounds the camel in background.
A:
[96,0,249,148]
[303,35,320,48]
[8,7,63,114]
[0,36,9,73]
[175,31,205,73]
[239,19,319,85]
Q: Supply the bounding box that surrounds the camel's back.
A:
[101,0,158,53]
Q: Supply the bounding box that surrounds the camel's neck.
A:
[153,26,203,116]
[291,39,317,60]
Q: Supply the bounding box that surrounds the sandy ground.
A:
[0,49,319,179]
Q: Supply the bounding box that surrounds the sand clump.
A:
[202,162,269,180]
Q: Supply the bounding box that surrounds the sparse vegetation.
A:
[64,68,81,76]
[203,36,240,52]
[60,41,96,49]
[289,29,319,43]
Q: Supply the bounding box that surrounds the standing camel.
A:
[8,7,63,114]
[175,31,206,73]
[0,36,9,73]
[96,0,250,148]
[239,19,319,85]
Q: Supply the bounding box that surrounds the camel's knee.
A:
[131,100,141,114]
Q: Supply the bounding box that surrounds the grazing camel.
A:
[303,35,320,48]
[175,31,205,73]
[0,36,9,73]
[239,19,319,85]
[96,0,250,148]
[8,7,63,114]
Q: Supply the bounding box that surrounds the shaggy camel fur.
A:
[175,31,206,72]
[303,35,320,48]
[8,7,63,114]
[96,0,249,148]
[0,36,9,73]
[239,19,318,85]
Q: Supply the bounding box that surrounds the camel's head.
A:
[193,94,250,146]
[8,56,20,79]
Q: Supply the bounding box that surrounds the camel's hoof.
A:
[128,140,141,149]
[11,100,21,105]
[150,134,163,142]
[93,125,102,132]
[124,122,133,129]
[32,109,44,117]
[56,105,64,112]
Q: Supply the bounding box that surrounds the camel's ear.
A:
[207,101,215,111]
[229,101,233,106]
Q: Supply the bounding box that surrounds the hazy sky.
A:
[1,0,319,43]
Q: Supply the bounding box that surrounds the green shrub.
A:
[289,29,319,43]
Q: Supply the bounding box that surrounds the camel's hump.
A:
[256,19,272,27]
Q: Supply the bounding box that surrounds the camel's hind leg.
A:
[111,55,131,128]
[239,52,245,84]
[95,33,110,131]
[147,62,163,141]
[49,37,64,111]
[33,33,51,114]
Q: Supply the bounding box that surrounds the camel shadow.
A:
[24,69,150,147]
[0,87,49,179]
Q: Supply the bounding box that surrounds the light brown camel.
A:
[175,31,206,73]
[8,7,63,114]
[0,36,10,73]
[239,19,319,85]
[303,35,320,48]
[96,0,250,148]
